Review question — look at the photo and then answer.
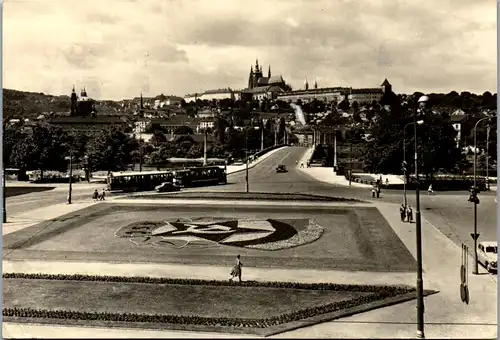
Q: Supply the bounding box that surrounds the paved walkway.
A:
[296,147,372,188]
[2,198,497,338]
[225,146,289,174]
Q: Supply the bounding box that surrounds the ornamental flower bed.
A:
[3,273,417,331]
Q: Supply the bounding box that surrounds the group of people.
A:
[92,189,106,201]
[400,204,414,223]
[296,160,311,168]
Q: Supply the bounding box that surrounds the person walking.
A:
[400,204,406,222]
[407,206,413,223]
[427,184,434,195]
[372,186,376,198]
[92,189,98,201]
[229,254,243,283]
[100,188,106,201]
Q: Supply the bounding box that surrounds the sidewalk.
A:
[225,146,289,174]
[3,202,98,236]
[296,147,371,188]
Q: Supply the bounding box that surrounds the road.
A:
[6,146,497,253]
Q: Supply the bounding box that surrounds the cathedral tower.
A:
[70,86,78,116]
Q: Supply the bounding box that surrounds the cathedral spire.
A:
[304,77,309,90]
[314,78,318,89]
[140,91,144,110]
[255,58,259,72]
[248,66,254,89]
[268,65,271,78]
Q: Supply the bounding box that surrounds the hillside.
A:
[3,89,71,121]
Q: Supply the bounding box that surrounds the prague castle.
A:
[241,59,287,101]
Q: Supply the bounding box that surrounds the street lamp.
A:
[403,120,424,210]
[414,95,428,339]
[3,165,7,223]
[65,150,73,204]
[472,116,493,274]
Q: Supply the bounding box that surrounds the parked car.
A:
[155,182,181,192]
[276,165,288,173]
[477,241,497,272]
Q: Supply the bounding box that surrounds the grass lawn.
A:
[3,279,370,319]
[3,204,417,272]
[3,275,424,336]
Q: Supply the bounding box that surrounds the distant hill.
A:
[3,88,71,121]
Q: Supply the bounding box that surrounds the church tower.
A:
[248,66,254,89]
[314,78,318,89]
[268,65,271,78]
[381,79,392,94]
[304,77,309,91]
[70,86,78,116]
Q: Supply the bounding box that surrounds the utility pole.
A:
[349,137,353,186]
[333,129,337,171]
[472,117,489,274]
[68,149,73,204]
[245,130,249,193]
[486,124,490,191]
[3,163,6,223]
[261,126,264,151]
[139,135,143,172]
[414,95,428,339]
[203,129,208,166]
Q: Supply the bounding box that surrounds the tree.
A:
[11,124,69,178]
[86,127,138,172]
[150,130,168,148]
[361,103,464,179]
[213,116,228,145]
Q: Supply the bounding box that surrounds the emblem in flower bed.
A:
[115,217,324,250]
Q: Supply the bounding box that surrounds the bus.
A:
[107,170,174,192]
[167,158,227,169]
[172,166,227,188]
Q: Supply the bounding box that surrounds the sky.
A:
[3,0,497,100]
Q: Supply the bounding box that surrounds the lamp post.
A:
[472,116,492,274]
[403,120,424,210]
[414,95,428,339]
[203,128,208,166]
[3,164,7,223]
[245,128,249,193]
[67,149,73,204]
[486,124,490,191]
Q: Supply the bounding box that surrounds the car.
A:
[276,165,288,173]
[477,241,497,273]
[155,182,181,192]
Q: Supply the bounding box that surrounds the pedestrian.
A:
[372,186,376,198]
[400,204,406,222]
[376,186,381,198]
[300,161,304,168]
[385,178,389,187]
[229,254,243,283]
[100,188,106,201]
[92,189,98,201]
[407,206,413,223]
[427,184,434,195]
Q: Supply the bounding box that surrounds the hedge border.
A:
[3,273,413,294]
[121,192,364,203]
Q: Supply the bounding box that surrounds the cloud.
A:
[3,0,495,100]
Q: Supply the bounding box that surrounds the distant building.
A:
[277,86,351,103]
[70,86,96,117]
[241,59,287,101]
[50,86,127,134]
[199,88,235,101]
